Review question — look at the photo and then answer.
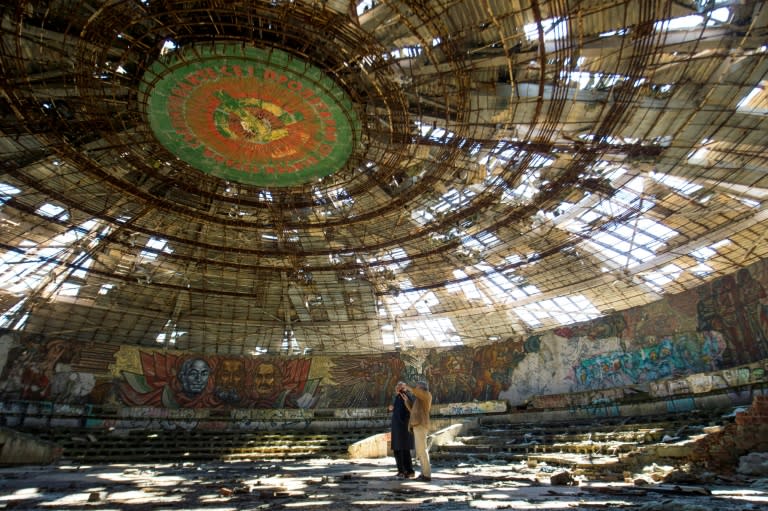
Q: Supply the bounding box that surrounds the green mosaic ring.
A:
[141,44,360,187]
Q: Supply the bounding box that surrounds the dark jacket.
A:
[391,392,414,450]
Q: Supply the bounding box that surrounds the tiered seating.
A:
[3,400,742,471]
[431,409,736,480]
[31,428,379,463]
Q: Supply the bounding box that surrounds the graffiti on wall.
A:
[0,327,743,409]
[572,331,726,390]
[558,263,768,392]
[2,262,768,411]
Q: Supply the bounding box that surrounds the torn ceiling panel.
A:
[0,0,766,355]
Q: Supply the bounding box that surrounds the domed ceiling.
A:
[1,0,767,355]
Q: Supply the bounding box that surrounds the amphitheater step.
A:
[20,428,379,463]
[431,409,736,481]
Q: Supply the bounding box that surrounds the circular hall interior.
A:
[1,0,768,508]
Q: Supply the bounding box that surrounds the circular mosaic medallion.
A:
[141,44,360,187]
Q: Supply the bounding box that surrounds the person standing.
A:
[390,381,414,478]
[403,380,433,481]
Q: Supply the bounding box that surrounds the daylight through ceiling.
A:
[1,0,767,355]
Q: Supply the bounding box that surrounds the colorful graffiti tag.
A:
[2,263,768,411]
[572,332,727,390]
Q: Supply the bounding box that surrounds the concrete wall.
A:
[0,259,767,428]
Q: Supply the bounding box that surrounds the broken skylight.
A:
[138,237,172,263]
[515,294,601,328]
[397,316,461,347]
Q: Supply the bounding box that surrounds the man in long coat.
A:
[390,381,414,478]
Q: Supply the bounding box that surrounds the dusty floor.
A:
[0,457,766,510]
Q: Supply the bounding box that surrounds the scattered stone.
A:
[737,452,768,476]
[87,491,106,502]
[635,500,713,511]
[549,470,577,486]
[661,467,715,485]
[644,485,711,496]
[639,462,676,482]
[258,490,291,498]
[0,456,764,510]
[633,476,652,485]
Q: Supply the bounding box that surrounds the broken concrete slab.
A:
[0,427,62,465]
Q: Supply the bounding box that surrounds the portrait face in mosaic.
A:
[215,359,246,403]
[254,362,278,396]
[178,358,211,396]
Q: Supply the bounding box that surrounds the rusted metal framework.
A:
[0,0,766,354]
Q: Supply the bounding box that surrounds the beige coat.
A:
[405,386,432,430]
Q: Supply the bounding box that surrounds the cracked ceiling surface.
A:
[0,0,767,355]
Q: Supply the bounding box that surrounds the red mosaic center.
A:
[142,44,359,187]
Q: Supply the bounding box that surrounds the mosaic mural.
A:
[2,261,768,410]
[140,44,360,187]
[118,350,315,409]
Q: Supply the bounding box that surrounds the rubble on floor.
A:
[2,397,766,508]
[0,456,766,510]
